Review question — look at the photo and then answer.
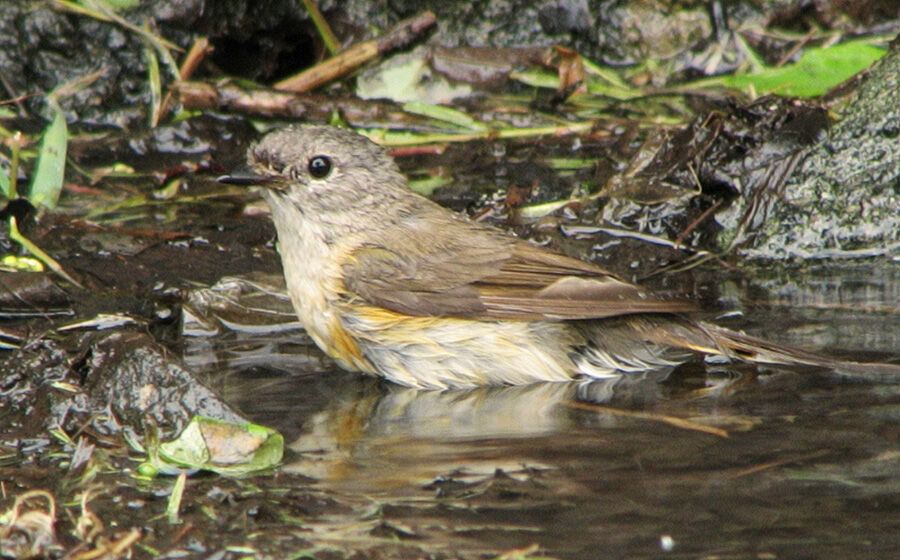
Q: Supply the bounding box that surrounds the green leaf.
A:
[581,57,630,88]
[166,472,187,524]
[402,101,488,132]
[29,106,68,209]
[722,39,887,98]
[356,55,473,104]
[96,0,140,10]
[0,165,9,198]
[142,416,284,477]
[1,255,44,272]
[513,66,640,101]
[510,68,560,90]
[7,216,82,287]
[408,175,452,196]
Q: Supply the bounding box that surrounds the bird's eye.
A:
[308,155,332,178]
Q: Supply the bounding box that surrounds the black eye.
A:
[308,155,332,178]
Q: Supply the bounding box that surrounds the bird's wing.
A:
[473,241,697,319]
[341,215,695,321]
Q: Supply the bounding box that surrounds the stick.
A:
[274,11,436,92]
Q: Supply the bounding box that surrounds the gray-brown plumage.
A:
[221,124,899,389]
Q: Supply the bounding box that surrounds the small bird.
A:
[221,125,897,390]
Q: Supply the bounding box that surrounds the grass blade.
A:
[28,105,68,209]
[8,217,83,288]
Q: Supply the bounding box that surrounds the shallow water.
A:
[186,265,900,559]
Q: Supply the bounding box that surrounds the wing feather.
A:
[341,211,695,320]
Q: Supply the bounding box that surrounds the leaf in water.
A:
[545,157,597,170]
[402,100,488,132]
[146,416,284,477]
[408,175,452,196]
[7,216,82,287]
[511,68,560,90]
[356,54,472,104]
[581,56,630,89]
[514,56,640,100]
[722,39,887,98]
[29,107,68,209]
[517,198,576,219]
[0,255,44,272]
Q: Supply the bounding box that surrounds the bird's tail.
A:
[640,315,900,383]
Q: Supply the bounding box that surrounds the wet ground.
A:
[2,134,899,559]
[3,2,900,557]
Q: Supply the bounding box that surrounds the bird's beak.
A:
[217,170,280,188]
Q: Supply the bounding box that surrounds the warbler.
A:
[221,125,897,390]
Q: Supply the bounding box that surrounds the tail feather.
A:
[645,317,900,383]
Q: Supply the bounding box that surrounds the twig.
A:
[275,40,379,92]
[775,29,816,67]
[178,37,211,81]
[592,226,707,253]
[7,131,24,198]
[674,198,723,246]
[68,527,142,560]
[724,449,829,479]
[274,11,436,92]
[0,74,28,117]
[564,401,729,437]
[175,80,419,125]
[365,121,596,146]
[638,251,720,280]
[157,36,212,124]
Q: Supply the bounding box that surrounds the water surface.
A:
[187,265,900,558]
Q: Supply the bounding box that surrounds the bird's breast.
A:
[267,197,373,372]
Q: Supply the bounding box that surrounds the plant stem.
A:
[8,216,83,288]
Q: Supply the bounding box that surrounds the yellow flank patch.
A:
[327,318,368,369]
[351,304,450,328]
